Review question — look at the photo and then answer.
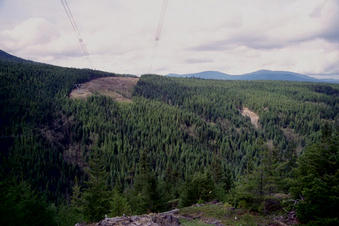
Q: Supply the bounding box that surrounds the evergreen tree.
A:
[71,177,83,214]
[130,150,166,213]
[0,179,57,226]
[82,150,111,222]
[179,172,215,207]
[109,187,132,217]
[291,129,339,224]
[232,145,280,211]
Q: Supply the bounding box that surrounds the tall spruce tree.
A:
[82,150,111,222]
[179,172,215,207]
[232,145,281,211]
[131,150,165,213]
[291,128,339,224]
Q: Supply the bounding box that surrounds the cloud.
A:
[0,0,338,79]
[323,62,339,76]
[1,18,58,50]
[190,0,339,52]
[308,0,339,43]
[190,36,285,52]
[0,17,85,63]
[185,58,213,64]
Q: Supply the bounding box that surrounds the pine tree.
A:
[131,150,166,213]
[71,177,83,213]
[291,129,339,224]
[232,145,280,211]
[82,150,111,222]
[179,172,215,207]
[109,188,131,217]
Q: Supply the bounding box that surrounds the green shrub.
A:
[179,172,215,207]
[0,180,57,226]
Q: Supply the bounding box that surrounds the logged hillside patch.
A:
[69,77,139,102]
[241,107,260,129]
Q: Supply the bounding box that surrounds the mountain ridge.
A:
[2,49,338,83]
[0,49,31,63]
[167,70,339,83]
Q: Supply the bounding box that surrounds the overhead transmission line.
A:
[60,0,93,68]
[155,0,169,42]
[148,0,169,74]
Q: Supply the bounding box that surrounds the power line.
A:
[155,0,169,42]
[60,0,77,35]
[60,0,92,67]
[64,0,81,35]
[148,0,169,74]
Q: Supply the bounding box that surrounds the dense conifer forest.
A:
[0,52,338,225]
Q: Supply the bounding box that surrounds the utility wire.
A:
[60,0,77,36]
[148,0,169,74]
[60,0,92,68]
[64,0,81,35]
[155,0,169,42]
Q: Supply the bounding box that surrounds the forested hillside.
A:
[0,52,338,225]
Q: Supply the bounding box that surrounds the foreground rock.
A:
[83,209,180,226]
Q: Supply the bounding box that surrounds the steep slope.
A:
[0,50,124,201]
[1,50,338,225]
[0,49,31,63]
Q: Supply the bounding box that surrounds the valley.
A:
[0,50,338,226]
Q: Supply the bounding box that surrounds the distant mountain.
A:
[1,50,338,83]
[167,70,339,83]
[167,71,233,80]
[239,70,319,82]
[321,79,339,84]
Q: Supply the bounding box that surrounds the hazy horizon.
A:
[1,0,339,79]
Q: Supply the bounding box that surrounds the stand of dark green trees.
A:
[1,54,338,225]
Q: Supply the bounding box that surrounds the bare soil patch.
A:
[181,124,198,138]
[69,76,139,102]
[241,107,260,129]
[281,127,303,153]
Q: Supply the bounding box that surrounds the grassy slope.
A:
[179,203,275,226]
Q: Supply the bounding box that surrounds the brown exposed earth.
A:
[241,107,260,129]
[69,77,139,102]
[281,127,303,153]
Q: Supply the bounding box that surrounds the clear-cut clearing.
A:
[69,76,139,102]
[241,107,260,129]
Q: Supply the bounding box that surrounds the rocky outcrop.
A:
[241,107,260,129]
[272,211,298,226]
[95,209,180,226]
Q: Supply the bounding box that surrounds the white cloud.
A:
[1,18,58,50]
[0,0,338,79]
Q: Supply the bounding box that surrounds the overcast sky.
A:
[1,0,339,78]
